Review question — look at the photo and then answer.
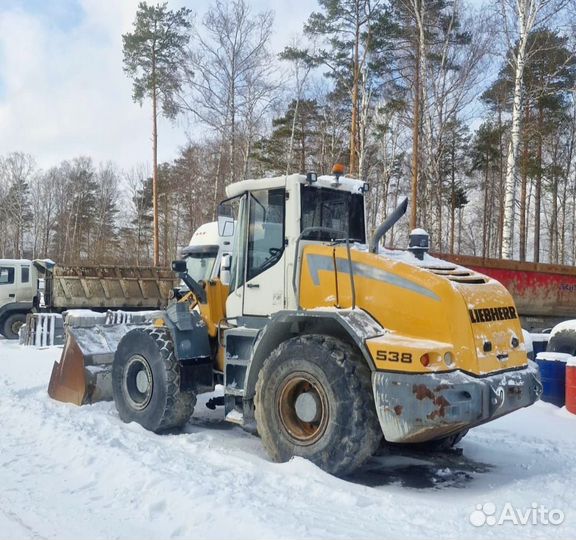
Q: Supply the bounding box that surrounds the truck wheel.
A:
[547,329,576,355]
[112,327,196,432]
[254,335,381,476]
[2,313,27,340]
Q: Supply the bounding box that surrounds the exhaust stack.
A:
[369,197,408,253]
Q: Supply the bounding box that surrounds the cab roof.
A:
[0,259,33,266]
[225,173,366,198]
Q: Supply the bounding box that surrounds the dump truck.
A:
[0,258,175,339]
[48,169,542,476]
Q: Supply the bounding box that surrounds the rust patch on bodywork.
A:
[394,405,403,416]
[413,384,434,400]
[428,396,450,419]
[412,383,451,419]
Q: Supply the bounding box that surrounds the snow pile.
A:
[352,242,457,269]
[549,319,576,339]
[1,338,576,539]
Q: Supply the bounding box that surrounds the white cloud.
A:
[0,0,316,171]
[0,0,189,170]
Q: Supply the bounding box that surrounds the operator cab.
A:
[219,170,368,319]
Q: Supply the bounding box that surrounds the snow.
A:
[378,246,459,269]
[1,338,576,539]
[536,352,573,362]
[63,309,108,322]
[521,329,533,354]
[550,319,576,338]
[351,242,458,270]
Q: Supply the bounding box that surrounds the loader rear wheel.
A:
[2,313,27,340]
[255,335,381,476]
[112,327,196,433]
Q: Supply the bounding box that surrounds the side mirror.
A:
[217,202,235,237]
[171,260,187,273]
[220,253,231,286]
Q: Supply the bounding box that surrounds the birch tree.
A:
[498,0,569,258]
[183,0,274,205]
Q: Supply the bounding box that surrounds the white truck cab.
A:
[0,259,40,338]
[180,221,231,284]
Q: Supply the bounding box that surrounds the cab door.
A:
[226,188,286,319]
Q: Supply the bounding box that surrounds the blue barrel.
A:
[536,357,567,407]
[532,338,549,358]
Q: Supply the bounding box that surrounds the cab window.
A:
[184,249,218,283]
[0,267,15,285]
[21,266,30,284]
[228,188,286,292]
[300,185,365,242]
[246,188,285,282]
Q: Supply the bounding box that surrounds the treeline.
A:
[2,0,576,266]
[0,147,215,266]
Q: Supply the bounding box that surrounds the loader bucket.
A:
[48,332,88,405]
[47,309,163,406]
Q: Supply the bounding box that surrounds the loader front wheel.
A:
[255,335,381,476]
[112,327,196,432]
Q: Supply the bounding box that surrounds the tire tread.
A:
[255,334,381,476]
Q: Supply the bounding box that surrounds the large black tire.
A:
[547,329,576,355]
[254,334,382,476]
[112,327,196,432]
[2,313,27,340]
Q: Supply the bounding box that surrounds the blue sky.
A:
[0,0,315,169]
[2,0,84,30]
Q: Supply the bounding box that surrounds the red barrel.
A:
[567,363,576,415]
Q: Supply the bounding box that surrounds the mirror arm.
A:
[179,273,207,304]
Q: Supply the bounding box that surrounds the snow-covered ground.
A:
[1,337,575,540]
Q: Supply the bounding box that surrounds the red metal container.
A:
[566,363,576,415]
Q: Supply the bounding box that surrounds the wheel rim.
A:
[277,371,329,446]
[123,354,153,410]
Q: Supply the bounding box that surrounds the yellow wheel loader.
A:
[49,170,542,476]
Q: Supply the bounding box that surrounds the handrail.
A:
[292,226,357,311]
[345,238,356,310]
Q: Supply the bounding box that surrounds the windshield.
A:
[183,249,218,284]
[300,185,366,242]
